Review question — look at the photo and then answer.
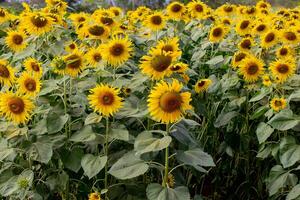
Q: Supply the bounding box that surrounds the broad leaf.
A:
[268,110,299,131]
[287,184,300,200]
[70,126,97,142]
[256,122,274,144]
[146,183,190,200]
[81,154,107,179]
[47,112,69,134]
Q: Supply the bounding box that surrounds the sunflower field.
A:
[0,0,300,199]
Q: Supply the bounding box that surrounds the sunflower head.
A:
[209,24,228,43]
[0,59,16,87]
[236,19,252,36]
[167,2,186,20]
[23,11,53,35]
[17,72,41,97]
[270,97,287,112]
[63,50,85,77]
[169,62,188,73]
[281,29,299,45]
[102,36,132,67]
[24,58,43,77]
[262,75,272,87]
[239,57,265,82]
[155,37,182,59]
[144,12,166,31]
[5,30,27,52]
[148,79,192,124]
[232,51,250,69]
[238,37,254,51]
[269,59,295,83]
[195,79,212,93]
[0,92,34,124]
[85,47,103,68]
[88,192,101,200]
[187,1,208,19]
[276,45,295,59]
[85,24,110,40]
[88,84,123,117]
[261,30,278,48]
[65,41,78,52]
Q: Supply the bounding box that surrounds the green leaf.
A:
[31,142,53,164]
[249,87,271,102]
[214,111,238,127]
[287,184,300,200]
[0,176,18,196]
[205,55,224,65]
[85,113,102,125]
[109,128,129,141]
[69,126,97,142]
[268,110,299,131]
[134,131,172,155]
[81,154,107,179]
[47,112,69,134]
[267,165,290,196]
[0,148,14,161]
[250,106,269,120]
[177,148,215,173]
[288,90,300,102]
[256,122,274,144]
[61,148,84,173]
[109,151,149,180]
[39,80,59,96]
[146,183,190,200]
[280,144,300,168]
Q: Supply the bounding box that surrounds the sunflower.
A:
[101,36,132,67]
[122,87,131,96]
[109,7,123,18]
[209,24,228,43]
[276,45,295,59]
[88,192,101,200]
[155,37,182,59]
[261,30,279,49]
[65,41,78,52]
[0,92,34,124]
[235,19,252,36]
[51,57,66,76]
[140,50,174,80]
[17,72,41,97]
[167,2,186,20]
[45,0,67,13]
[187,0,208,19]
[281,29,299,45]
[216,4,236,16]
[238,37,254,51]
[84,24,110,40]
[195,79,212,93]
[24,58,43,77]
[169,62,188,73]
[256,0,271,10]
[63,50,85,77]
[99,15,117,29]
[5,30,27,52]
[69,12,89,28]
[239,57,265,82]
[0,8,10,24]
[253,21,269,35]
[262,75,272,87]
[148,79,192,124]
[144,12,166,31]
[88,84,123,117]
[270,97,287,112]
[0,59,16,87]
[269,59,296,83]
[85,47,104,68]
[231,51,250,69]
[22,11,53,35]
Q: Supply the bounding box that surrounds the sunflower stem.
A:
[104,117,109,200]
[163,123,170,187]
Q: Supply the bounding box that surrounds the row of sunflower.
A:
[0,0,299,199]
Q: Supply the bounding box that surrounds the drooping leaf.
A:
[47,112,69,134]
[69,126,97,142]
[268,110,299,131]
[287,184,300,200]
[146,183,190,200]
[81,154,107,179]
[31,142,53,164]
[256,122,274,144]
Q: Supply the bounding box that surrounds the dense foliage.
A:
[0,0,300,200]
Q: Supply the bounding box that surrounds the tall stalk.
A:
[163,123,170,187]
[104,117,109,199]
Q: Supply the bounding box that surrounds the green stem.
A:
[163,124,170,187]
[104,117,109,199]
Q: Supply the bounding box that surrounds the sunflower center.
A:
[284,31,296,41]
[113,10,120,16]
[151,55,172,72]
[212,27,223,37]
[279,48,288,56]
[24,78,36,92]
[69,43,76,49]
[259,3,267,8]
[0,9,5,17]
[78,17,86,22]
[198,81,205,87]
[162,45,174,53]
[93,53,102,62]
[151,15,162,25]
[170,65,181,71]
[30,15,48,28]
[101,17,113,25]
[224,6,233,12]
[256,24,266,32]
[0,64,10,78]
[12,34,23,45]
[235,52,246,62]
[195,4,203,12]
[171,4,182,12]
[240,20,250,29]
[274,100,282,107]
[110,44,124,56]
[31,62,40,72]
[88,25,105,36]
[66,54,82,69]
[8,97,25,114]
[277,64,289,74]
[247,63,259,75]
[159,92,182,113]
[100,92,114,105]
[223,19,230,25]
[241,39,251,49]
[246,7,256,14]
[265,32,275,42]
